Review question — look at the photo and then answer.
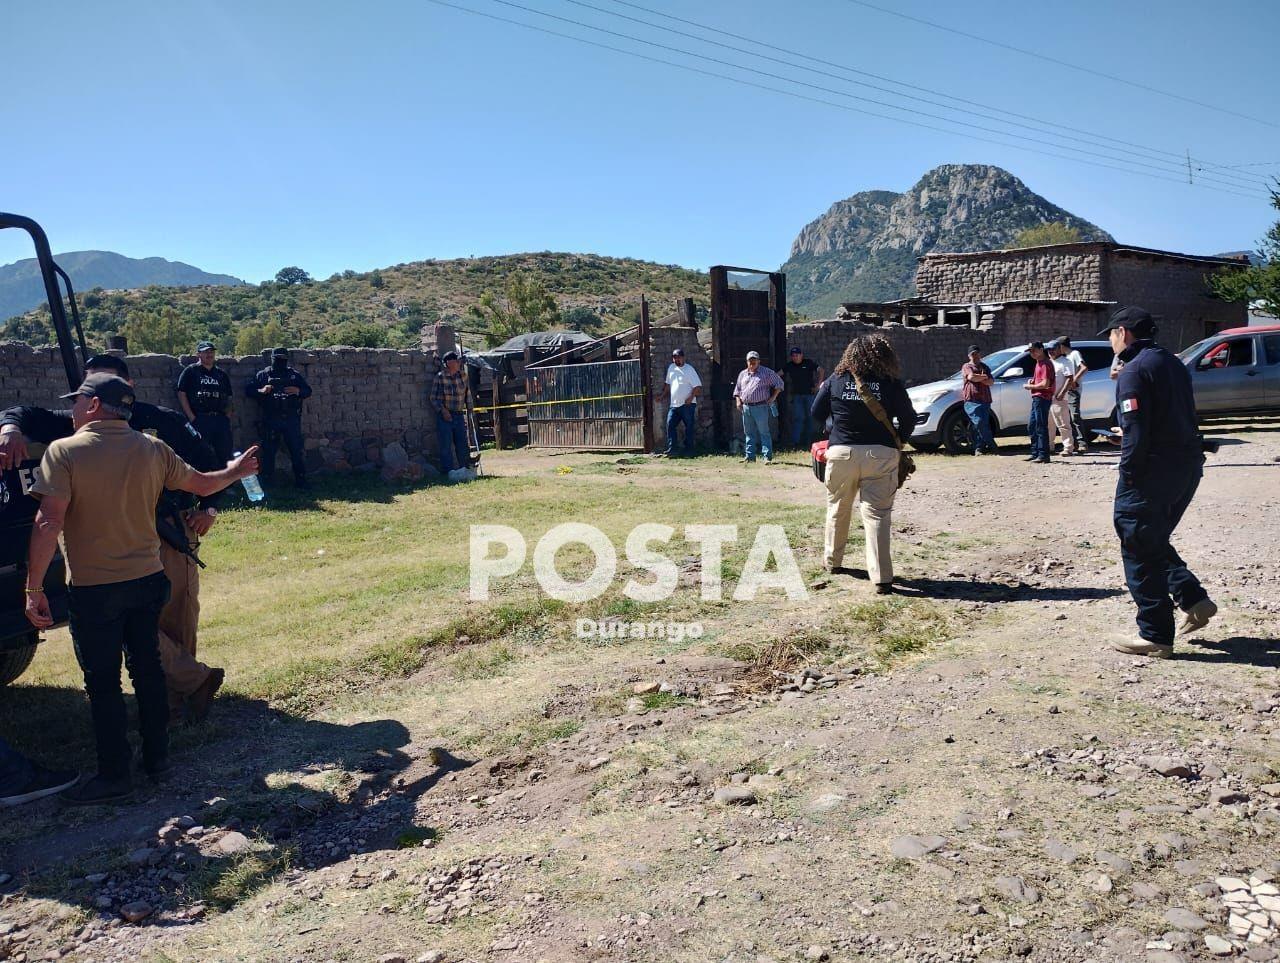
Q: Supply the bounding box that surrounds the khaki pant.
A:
[157,520,214,715]
[1048,398,1075,453]
[824,444,899,584]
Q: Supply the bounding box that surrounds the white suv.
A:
[906,341,1117,454]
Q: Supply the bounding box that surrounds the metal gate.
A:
[526,359,647,450]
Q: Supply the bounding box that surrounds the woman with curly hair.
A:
[810,334,917,593]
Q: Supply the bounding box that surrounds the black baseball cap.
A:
[672,347,684,357]
[1098,306,1156,338]
[442,350,460,362]
[271,346,289,359]
[83,354,130,379]
[967,344,980,354]
[1028,341,1046,351]
[196,340,215,352]
[61,373,135,417]
[789,346,802,355]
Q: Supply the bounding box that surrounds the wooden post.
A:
[638,296,655,453]
[492,380,505,450]
[677,297,695,327]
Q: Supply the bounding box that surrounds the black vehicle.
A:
[0,213,87,685]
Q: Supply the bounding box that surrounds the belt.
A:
[743,401,771,407]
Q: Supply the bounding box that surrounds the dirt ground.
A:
[2,418,1279,963]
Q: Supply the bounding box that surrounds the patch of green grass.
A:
[192,847,294,911]
[449,642,518,679]
[843,598,957,664]
[395,826,441,849]
[639,691,691,711]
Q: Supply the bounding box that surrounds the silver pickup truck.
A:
[1178,324,1280,414]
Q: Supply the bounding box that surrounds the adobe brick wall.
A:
[0,344,441,474]
[1104,251,1246,348]
[917,245,1107,303]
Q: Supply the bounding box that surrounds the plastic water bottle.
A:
[234,451,265,503]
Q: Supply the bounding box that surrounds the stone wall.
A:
[916,244,1107,303]
[0,344,441,477]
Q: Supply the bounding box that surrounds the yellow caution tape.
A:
[470,392,645,413]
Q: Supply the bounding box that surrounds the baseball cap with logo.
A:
[61,372,135,418]
[746,350,761,360]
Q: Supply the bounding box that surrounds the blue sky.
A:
[3,0,1277,283]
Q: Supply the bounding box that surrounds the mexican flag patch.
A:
[1121,397,1139,414]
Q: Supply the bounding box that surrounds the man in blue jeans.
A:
[1022,342,1055,463]
[431,351,472,472]
[960,345,996,454]
[661,348,701,456]
[0,737,77,807]
[782,346,823,449]
[733,351,784,464]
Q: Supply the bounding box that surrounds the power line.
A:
[437,0,1264,201]
[1216,161,1280,170]
[577,0,1271,192]
[839,0,1279,131]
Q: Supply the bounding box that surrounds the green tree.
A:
[323,319,389,347]
[274,266,312,286]
[1210,184,1280,314]
[466,272,561,346]
[560,305,603,333]
[234,319,285,356]
[121,306,197,355]
[1011,222,1084,249]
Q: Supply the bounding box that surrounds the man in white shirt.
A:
[661,348,702,456]
[1048,340,1078,455]
[1056,336,1090,453]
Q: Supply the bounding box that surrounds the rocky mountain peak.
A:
[784,164,1111,316]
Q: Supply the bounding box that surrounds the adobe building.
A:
[783,241,1249,387]
[912,241,1248,350]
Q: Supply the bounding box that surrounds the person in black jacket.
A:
[1102,307,1216,658]
[245,347,312,489]
[810,334,916,593]
[0,354,228,722]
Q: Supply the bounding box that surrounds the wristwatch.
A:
[204,507,218,517]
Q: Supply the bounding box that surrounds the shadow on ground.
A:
[892,575,1124,603]
[1177,635,1280,669]
[1,685,472,916]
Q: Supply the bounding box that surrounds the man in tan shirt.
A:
[25,373,258,806]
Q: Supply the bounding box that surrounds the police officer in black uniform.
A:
[246,347,312,489]
[176,340,235,463]
[1103,307,1217,658]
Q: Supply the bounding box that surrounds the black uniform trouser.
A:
[193,412,234,464]
[69,571,171,779]
[1113,464,1208,645]
[260,415,306,484]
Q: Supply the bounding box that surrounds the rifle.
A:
[155,497,206,569]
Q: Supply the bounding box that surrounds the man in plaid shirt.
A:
[431,351,471,472]
[733,350,784,464]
